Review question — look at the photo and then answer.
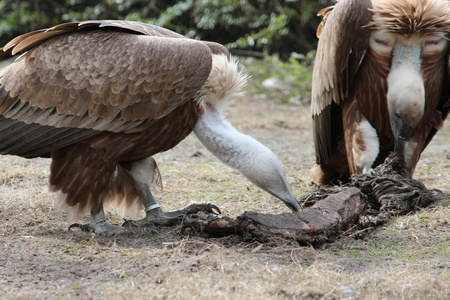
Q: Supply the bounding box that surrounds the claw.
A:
[430,189,442,196]
[363,167,378,177]
[121,218,160,234]
[121,219,137,228]
[209,203,221,214]
[184,203,221,215]
[68,223,92,232]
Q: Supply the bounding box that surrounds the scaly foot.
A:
[68,207,128,236]
[126,202,221,228]
[68,221,127,237]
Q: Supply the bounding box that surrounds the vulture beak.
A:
[392,110,414,156]
[261,182,302,212]
[281,191,302,212]
[244,175,301,212]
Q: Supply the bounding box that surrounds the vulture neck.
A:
[193,103,301,212]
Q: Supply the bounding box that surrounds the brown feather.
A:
[351,47,392,144]
[12,29,69,55]
[1,26,214,131]
[370,0,450,37]
[3,29,46,52]
[316,5,334,38]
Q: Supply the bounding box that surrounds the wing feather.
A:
[311,0,373,164]
[0,20,228,157]
[420,48,450,151]
[311,0,373,114]
[12,29,70,55]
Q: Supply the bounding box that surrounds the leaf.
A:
[416,211,429,220]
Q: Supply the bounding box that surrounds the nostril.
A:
[401,126,413,140]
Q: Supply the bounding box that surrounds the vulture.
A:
[0,20,301,236]
[311,0,450,185]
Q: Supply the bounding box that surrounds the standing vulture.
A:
[0,20,301,236]
[311,0,450,185]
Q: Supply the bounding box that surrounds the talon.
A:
[209,204,221,214]
[363,167,378,177]
[68,223,92,232]
[185,203,222,215]
[430,189,442,196]
[121,219,137,228]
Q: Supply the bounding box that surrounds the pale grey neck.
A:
[193,104,253,169]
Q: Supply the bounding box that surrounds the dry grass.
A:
[0,84,449,299]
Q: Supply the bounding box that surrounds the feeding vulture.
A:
[0,20,301,236]
[311,0,450,185]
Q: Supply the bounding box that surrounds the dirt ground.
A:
[0,87,449,299]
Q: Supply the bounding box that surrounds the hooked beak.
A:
[392,110,413,156]
[281,191,302,212]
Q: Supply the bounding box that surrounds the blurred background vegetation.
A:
[0,0,334,102]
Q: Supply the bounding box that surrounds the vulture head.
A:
[0,20,301,235]
[311,0,450,185]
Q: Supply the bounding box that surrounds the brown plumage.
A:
[0,20,301,234]
[311,0,450,185]
[1,21,219,216]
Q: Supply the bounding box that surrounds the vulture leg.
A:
[119,157,220,230]
[89,207,128,236]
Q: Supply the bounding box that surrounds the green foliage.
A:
[420,163,437,174]
[416,211,429,220]
[0,0,334,59]
[241,54,313,103]
[72,282,83,289]
[187,0,333,58]
[68,240,88,250]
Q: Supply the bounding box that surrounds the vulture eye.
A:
[370,31,395,53]
[375,38,390,46]
[424,39,440,46]
[422,37,446,53]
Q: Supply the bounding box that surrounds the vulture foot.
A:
[125,203,221,228]
[68,221,127,237]
[68,207,127,236]
[131,181,221,229]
